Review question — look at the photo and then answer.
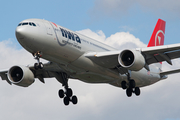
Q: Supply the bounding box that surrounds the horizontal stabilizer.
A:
[160,69,180,77]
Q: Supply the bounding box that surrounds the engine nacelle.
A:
[118,50,145,71]
[7,65,35,87]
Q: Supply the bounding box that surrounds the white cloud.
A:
[1,29,180,120]
[77,29,146,49]
[77,29,180,119]
[77,29,106,42]
[0,39,34,68]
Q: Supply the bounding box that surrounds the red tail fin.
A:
[147,19,166,47]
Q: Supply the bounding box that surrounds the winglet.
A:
[147,19,166,47]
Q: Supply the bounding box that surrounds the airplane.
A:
[0,18,180,106]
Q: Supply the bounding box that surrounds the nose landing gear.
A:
[33,51,43,70]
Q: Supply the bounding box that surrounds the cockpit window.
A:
[29,22,32,26]
[18,23,22,26]
[17,22,36,27]
[22,23,28,25]
[32,23,36,26]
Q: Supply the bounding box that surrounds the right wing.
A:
[0,70,11,84]
[0,62,66,85]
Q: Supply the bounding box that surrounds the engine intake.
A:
[118,50,145,71]
[8,66,35,87]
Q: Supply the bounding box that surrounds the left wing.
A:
[85,51,120,68]
[85,43,180,69]
[140,43,180,65]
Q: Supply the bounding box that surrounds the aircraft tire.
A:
[72,96,78,105]
[58,89,64,98]
[64,96,70,106]
[67,88,73,97]
[34,63,39,70]
[39,62,43,69]
[129,79,136,88]
[134,87,140,96]
[126,88,132,97]
[121,81,127,89]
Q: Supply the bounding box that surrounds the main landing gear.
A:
[33,51,43,70]
[58,73,78,106]
[121,71,141,97]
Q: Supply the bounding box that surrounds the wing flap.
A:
[141,43,180,65]
[166,50,180,59]
[0,70,12,85]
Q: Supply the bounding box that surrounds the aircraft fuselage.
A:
[15,19,162,88]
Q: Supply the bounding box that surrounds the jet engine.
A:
[118,50,145,71]
[7,65,35,87]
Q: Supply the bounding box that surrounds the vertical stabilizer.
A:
[147,19,166,69]
[147,19,166,47]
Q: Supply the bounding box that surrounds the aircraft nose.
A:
[15,27,26,39]
[15,26,35,47]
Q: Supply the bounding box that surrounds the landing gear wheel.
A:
[129,79,136,88]
[122,70,140,97]
[39,62,43,69]
[34,62,43,70]
[33,51,43,70]
[126,88,132,97]
[66,88,73,97]
[72,96,78,105]
[134,87,140,96]
[64,97,70,106]
[58,89,64,98]
[121,81,127,89]
[34,63,39,70]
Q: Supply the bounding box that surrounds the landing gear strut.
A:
[121,71,141,97]
[33,51,43,70]
[58,73,78,106]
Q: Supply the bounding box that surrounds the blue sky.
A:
[1,0,180,46]
[1,0,180,120]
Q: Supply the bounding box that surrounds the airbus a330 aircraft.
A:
[0,19,180,106]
